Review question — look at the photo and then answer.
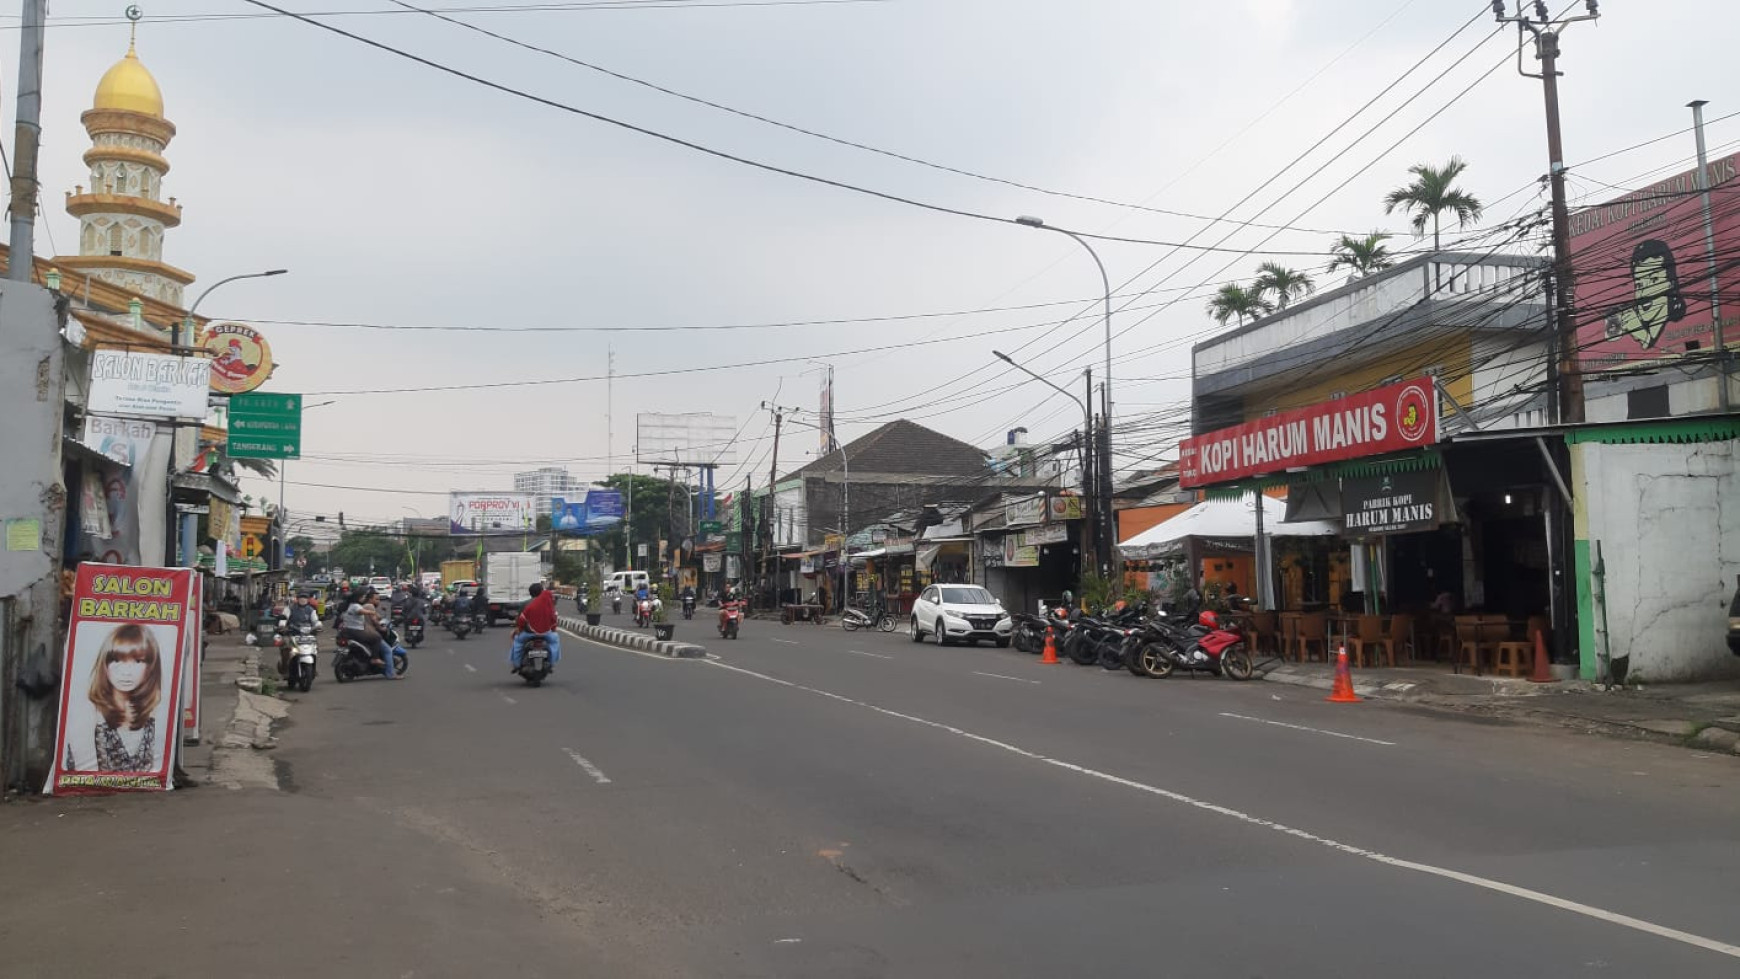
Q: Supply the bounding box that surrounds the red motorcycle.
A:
[1134,607,1254,680]
[634,597,655,628]
[718,600,743,640]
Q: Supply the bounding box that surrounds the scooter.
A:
[611,591,623,616]
[634,597,655,628]
[718,600,743,640]
[275,618,320,693]
[449,608,474,640]
[404,615,425,649]
[516,633,553,687]
[1132,608,1253,680]
[334,623,410,682]
[681,593,696,620]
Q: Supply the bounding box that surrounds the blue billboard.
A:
[553,490,624,533]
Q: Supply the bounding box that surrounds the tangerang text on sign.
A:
[1178,378,1439,489]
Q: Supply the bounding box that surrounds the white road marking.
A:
[462,663,477,673]
[771,638,801,645]
[559,628,679,662]
[563,748,611,784]
[847,649,893,660]
[497,691,517,706]
[698,657,1740,962]
[1218,711,1396,747]
[973,671,1041,685]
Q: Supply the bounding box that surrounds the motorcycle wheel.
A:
[334,659,353,683]
[298,674,314,693]
[392,652,410,676]
[522,673,543,687]
[877,614,896,633]
[1220,643,1254,681]
[728,622,739,639]
[1137,643,1175,678]
[1098,644,1125,670]
[1066,633,1098,666]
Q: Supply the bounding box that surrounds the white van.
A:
[605,571,650,594]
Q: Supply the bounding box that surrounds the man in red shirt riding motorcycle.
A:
[510,582,561,672]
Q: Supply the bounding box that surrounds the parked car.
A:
[910,584,1013,647]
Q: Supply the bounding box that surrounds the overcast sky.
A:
[23,0,1740,526]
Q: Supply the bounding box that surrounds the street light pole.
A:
[168,269,289,567]
[1015,216,1115,575]
[994,350,1096,575]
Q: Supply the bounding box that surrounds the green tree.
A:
[1205,283,1272,326]
[1383,157,1485,252]
[1253,262,1316,310]
[590,473,678,570]
[1327,231,1394,278]
[328,531,411,580]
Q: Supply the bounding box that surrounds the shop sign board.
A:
[47,564,195,794]
[1022,523,1070,547]
[1047,495,1084,521]
[88,349,212,421]
[1004,494,1046,528]
[1179,377,1439,489]
[1002,536,1040,567]
[1341,470,1442,536]
[702,552,722,573]
[1570,150,1740,374]
[200,322,274,395]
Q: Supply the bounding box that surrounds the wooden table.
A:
[781,603,825,626]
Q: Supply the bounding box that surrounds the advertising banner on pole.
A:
[449,492,534,535]
[182,582,202,745]
[552,490,624,533]
[47,565,195,794]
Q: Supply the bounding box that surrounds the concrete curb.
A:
[560,616,707,659]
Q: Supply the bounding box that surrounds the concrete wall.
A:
[1572,438,1740,683]
[0,283,69,789]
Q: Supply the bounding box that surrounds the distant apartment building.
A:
[514,466,585,519]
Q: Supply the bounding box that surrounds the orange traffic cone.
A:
[1327,645,1361,703]
[1041,625,1060,665]
[1529,629,1555,683]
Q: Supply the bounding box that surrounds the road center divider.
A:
[559,616,707,659]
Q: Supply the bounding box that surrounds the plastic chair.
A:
[1454,615,1493,675]
[1294,612,1329,664]
[1249,610,1279,657]
[1347,615,1394,668]
[1387,612,1416,665]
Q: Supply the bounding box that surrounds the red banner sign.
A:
[1179,378,1438,489]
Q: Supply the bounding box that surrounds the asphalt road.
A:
[7,610,1740,977]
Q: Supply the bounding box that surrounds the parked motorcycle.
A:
[1008,613,1049,653]
[275,618,319,693]
[333,623,410,682]
[1728,573,1739,657]
[516,633,553,687]
[840,604,895,633]
[1132,608,1253,680]
[718,599,743,640]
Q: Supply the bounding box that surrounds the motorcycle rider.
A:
[340,589,398,679]
[510,582,561,672]
[278,592,319,676]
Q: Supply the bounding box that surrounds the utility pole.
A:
[1082,368,1098,578]
[1496,0,1599,424]
[6,0,45,281]
[760,401,793,610]
[1688,100,1731,411]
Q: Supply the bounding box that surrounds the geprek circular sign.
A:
[200,322,274,395]
[1394,382,1435,444]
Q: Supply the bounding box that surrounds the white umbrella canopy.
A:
[1119,495,1338,560]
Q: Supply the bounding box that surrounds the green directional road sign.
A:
[700,520,723,536]
[228,392,302,459]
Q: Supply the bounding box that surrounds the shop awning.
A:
[1119,496,1338,560]
[63,437,131,471]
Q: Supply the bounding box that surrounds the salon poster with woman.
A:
[1571,150,1740,373]
[46,564,195,794]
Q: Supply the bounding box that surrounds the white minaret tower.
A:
[55,18,193,316]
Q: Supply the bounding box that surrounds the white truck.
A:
[484,552,544,625]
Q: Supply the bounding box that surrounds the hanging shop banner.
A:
[1179,377,1439,489]
[450,492,534,535]
[200,322,274,395]
[1023,523,1070,547]
[1341,469,1444,537]
[182,581,203,745]
[1571,150,1740,374]
[46,564,195,794]
[1004,494,1046,528]
[702,552,722,573]
[87,349,212,421]
[1002,536,1040,568]
[1047,495,1084,521]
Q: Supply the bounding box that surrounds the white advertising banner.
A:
[448,492,534,535]
[87,349,211,421]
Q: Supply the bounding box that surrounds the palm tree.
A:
[1382,157,1485,252]
[1253,262,1316,310]
[1206,283,1272,326]
[1327,232,1394,278]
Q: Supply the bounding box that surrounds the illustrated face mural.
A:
[1603,239,1687,350]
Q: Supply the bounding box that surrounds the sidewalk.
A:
[180,634,287,791]
[1259,659,1740,756]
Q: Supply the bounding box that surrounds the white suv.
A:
[910,585,1012,647]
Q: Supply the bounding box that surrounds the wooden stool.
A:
[1492,641,1533,677]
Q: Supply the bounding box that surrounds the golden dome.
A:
[92,43,163,117]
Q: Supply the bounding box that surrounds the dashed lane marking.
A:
[1218,711,1397,747]
[973,670,1041,685]
[563,748,611,784]
[497,691,517,706]
[771,638,801,645]
[698,656,1740,963]
[847,649,893,660]
[462,663,477,673]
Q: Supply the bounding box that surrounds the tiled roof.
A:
[795,419,987,478]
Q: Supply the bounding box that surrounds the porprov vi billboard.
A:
[1178,377,1439,489]
[448,492,534,535]
[1571,150,1740,373]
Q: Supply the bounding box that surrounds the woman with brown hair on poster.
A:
[64,623,164,772]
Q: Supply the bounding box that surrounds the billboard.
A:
[47,565,195,794]
[87,349,212,421]
[199,322,274,395]
[449,492,534,534]
[1179,377,1438,489]
[636,413,739,466]
[552,490,624,533]
[1572,151,1740,373]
